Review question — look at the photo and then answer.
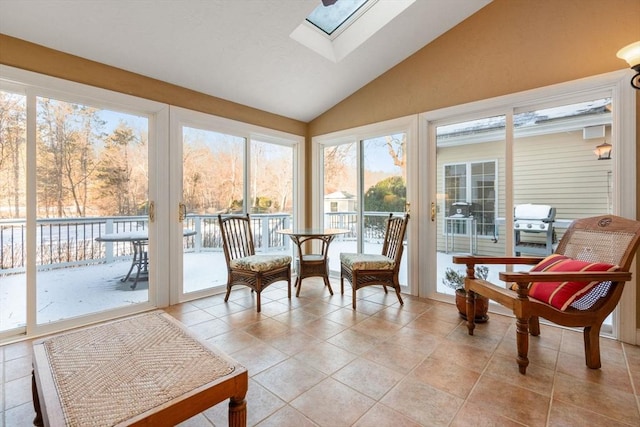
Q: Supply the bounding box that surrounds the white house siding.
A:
[437,128,612,257]
[437,139,506,257]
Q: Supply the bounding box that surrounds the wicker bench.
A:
[31,311,247,426]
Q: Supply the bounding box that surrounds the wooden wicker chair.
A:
[340,213,409,310]
[218,214,291,312]
[453,215,640,374]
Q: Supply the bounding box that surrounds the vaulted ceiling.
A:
[0,0,491,122]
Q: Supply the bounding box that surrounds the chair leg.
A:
[516,315,530,374]
[224,284,232,302]
[393,280,403,305]
[340,273,345,295]
[256,291,261,313]
[584,324,602,369]
[394,287,404,305]
[296,277,302,297]
[466,291,477,335]
[529,316,540,336]
[287,278,291,299]
[323,277,334,295]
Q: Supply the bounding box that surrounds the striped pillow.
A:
[528,254,618,311]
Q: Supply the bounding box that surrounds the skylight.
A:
[290,0,415,63]
[306,0,370,37]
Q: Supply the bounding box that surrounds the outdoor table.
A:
[32,310,248,427]
[96,229,197,289]
[277,228,349,296]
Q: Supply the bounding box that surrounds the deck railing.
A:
[1,211,404,273]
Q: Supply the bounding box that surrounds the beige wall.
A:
[1,0,639,325]
[0,35,307,137]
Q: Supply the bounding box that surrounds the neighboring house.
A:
[324,191,356,213]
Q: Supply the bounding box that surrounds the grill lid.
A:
[514,204,555,221]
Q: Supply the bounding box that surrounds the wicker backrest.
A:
[555,215,640,271]
[218,214,255,262]
[381,213,410,267]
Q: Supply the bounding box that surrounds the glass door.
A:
[34,97,153,325]
[434,115,506,296]
[170,108,299,303]
[319,123,414,296]
[0,88,27,336]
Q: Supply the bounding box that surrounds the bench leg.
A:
[228,396,247,427]
[32,370,43,427]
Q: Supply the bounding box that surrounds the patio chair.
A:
[218,214,292,312]
[453,214,640,374]
[340,213,409,310]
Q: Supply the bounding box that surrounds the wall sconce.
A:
[594,141,612,160]
[617,41,640,89]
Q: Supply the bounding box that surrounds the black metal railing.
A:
[1,211,403,273]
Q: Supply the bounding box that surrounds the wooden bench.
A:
[31,311,247,426]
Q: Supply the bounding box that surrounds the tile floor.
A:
[2,278,640,426]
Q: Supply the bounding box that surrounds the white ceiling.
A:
[0,0,491,122]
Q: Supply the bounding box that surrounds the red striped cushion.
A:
[528,254,618,311]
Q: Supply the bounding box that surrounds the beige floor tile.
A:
[242,317,292,341]
[290,378,375,426]
[556,351,634,394]
[412,355,480,399]
[350,316,403,339]
[253,358,327,402]
[352,403,423,427]
[552,372,640,425]
[547,399,632,427]
[450,401,527,427]
[326,328,383,355]
[466,376,550,427]
[484,353,555,396]
[380,378,463,426]
[293,341,357,375]
[362,341,427,375]
[267,329,322,356]
[230,341,288,376]
[429,340,493,373]
[255,405,319,427]
[332,357,404,400]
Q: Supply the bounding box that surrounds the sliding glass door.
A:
[0,67,164,340]
[424,73,636,339]
[315,117,417,298]
[170,108,301,303]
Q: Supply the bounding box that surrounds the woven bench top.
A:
[39,311,236,426]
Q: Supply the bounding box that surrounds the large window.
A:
[0,67,303,343]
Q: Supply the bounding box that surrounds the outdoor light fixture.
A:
[594,141,612,160]
[616,41,640,89]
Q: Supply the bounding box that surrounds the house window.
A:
[444,161,496,236]
[330,201,338,212]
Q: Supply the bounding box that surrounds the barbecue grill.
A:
[514,204,556,255]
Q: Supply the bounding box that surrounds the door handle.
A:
[405,202,411,215]
[148,201,155,223]
[431,202,436,222]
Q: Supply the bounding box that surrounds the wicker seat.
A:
[453,215,640,374]
[340,213,409,310]
[218,214,291,312]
